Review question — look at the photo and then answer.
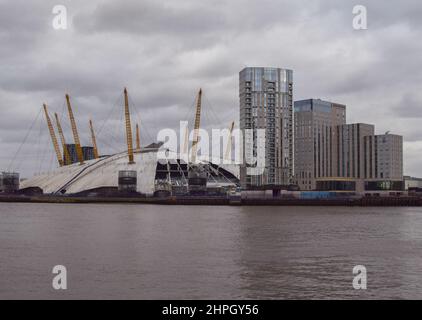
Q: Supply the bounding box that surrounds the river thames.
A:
[0,203,421,299]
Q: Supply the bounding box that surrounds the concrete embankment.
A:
[242,197,422,206]
[1,195,422,206]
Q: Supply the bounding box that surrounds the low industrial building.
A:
[0,172,20,193]
[404,176,422,191]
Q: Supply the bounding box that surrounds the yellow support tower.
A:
[54,112,72,165]
[183,125,189,155]
[89,119,99,159]
[65,94,84,165]
[190,88,202,164]
[224,121,235,161]
[135,123,141,151]
[124,88,135,164]
[43,104,63,167]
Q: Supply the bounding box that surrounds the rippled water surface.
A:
[1,203,422,299]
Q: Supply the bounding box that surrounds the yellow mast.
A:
[54,112,72,165]
[183,125,189,155]
[135,123,141,151]
[89,119,99,159]
[190,88,202,163]
[65,94,84,165]
[124,88,135,164]
[43,104,63,167]
[224,121,235,161]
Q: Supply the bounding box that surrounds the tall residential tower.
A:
[239,67,293,188]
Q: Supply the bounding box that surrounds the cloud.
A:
[393,93,422,118]
[75,0,227,35]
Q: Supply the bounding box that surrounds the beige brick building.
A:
[294,100,403,192]
[294,99,346,190]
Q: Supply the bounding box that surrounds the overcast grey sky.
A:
[1,0,421,177]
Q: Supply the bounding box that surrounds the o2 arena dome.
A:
[18,88,240,197]
[20,146,240,196]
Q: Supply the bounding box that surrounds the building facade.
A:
[363,133,403,191]
[294,99,346,190]
[336,123,375,178]
[404,176,422,190]
[294,99,403,192]
[0,172,19,193]
[239,67,293,188]
[64,144,95,164]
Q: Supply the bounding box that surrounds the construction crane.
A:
[135,123,141,151]
[54,112,72,166]
[65,94,84,165]
[89,119,99,159]
[224,121,235,161]
[43,104,64,167]
[124,88,135,164]
[190,88,202,164]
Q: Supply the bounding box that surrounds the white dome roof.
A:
[21,148,240,195]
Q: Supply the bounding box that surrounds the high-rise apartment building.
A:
[294,99,403,192]
[239,67,293,188]
[294,99,346,190]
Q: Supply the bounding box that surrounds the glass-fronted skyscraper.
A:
[239,67,293,188]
